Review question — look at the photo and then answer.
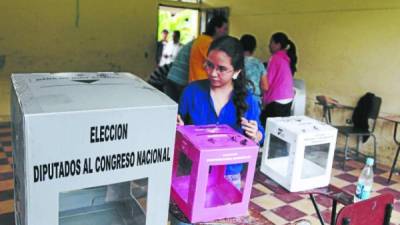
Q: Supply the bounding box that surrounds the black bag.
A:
[352,92,375,142]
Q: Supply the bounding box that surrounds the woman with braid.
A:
[177,36,264,188]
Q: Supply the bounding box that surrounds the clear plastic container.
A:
[355,158,374,202]
[59,178,148,225]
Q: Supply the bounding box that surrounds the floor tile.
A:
[251,187,266,198]
[0,190,14,201]
[292,216,321,225]
[261,210,288,225]
[273,193,303,204]
[253,183,274,194]
[272,205,307,222]
[330,176,351,188]
[0,172,13,181]
[0,165,12,173]
[0,212,14,225]
[0,180,13,192]
[252,195,286,210]
[0,200,13,214]
[374,175,397,186]
[341,184,357,195]
[314,195,333,208]
[378,188,400,200]
[335,173,358,183]
[290,199,322,215]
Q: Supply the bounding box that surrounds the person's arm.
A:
[260,73,269,92]
[259,63,267,93]
[261,56,278,93]
[241,118,263,143]
[177,114,184,126]
[241,95,265,144]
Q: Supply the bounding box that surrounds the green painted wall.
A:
[0,0,158,120]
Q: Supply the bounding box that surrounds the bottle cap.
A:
[366,157,374,166]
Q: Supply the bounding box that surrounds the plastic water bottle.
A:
[355,157,374,202]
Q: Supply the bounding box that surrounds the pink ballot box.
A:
[171,125,259,223]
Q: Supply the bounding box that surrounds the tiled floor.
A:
[1,121,400,225]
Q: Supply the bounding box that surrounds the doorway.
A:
[157,6,200,45]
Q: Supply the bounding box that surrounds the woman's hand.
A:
[177,114,184,126]
[241,117,262,142]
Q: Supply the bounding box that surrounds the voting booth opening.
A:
[11,72,177,225]
[59,178,148,225]
[260,116,338,192]
[171,125,259,223]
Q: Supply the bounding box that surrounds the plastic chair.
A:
[335,95,382,169]
[334,193,394,225]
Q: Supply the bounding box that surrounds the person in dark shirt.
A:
[156,29,169,66]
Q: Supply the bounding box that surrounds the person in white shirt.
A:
[156,29,169,66]
[159,30,182,66]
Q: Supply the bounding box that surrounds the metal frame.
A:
[388,121,400,183]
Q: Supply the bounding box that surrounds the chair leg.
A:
[323,107,329,123]
[343,136,349,170]
[330,199,337,225]
[310,194,325,225]
[372,134,377,170]
[384,203,393,225]
[388,146,400,183]
[327,107,332,124]
[355,136,360,158]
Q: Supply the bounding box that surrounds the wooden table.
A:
[380,113,400,183]
[170,171,354,225]
[254,172,353,225]
[315,95,354,124]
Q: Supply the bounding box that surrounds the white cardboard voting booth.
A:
[261,116,337,192]
[11,72,177,225]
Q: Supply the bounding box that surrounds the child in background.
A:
[240,34,266,106]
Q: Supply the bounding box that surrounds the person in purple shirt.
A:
[260,32,298,128]
[177,36,264,188]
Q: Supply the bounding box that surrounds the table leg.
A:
[310,194,325,225]
[388,122,400,183]
[330,199,337,225]
[388,145,400,183]
[327,107,332,124]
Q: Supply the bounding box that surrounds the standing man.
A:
[156,29,169,66]
[159,30,182,66]
[188,15,228,82]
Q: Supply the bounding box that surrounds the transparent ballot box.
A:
[171,125,259,223]
[59,178,148,225]
[261,116,337,192]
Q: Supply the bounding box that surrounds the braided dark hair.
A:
[271,32,298,75]
[208,36,251,126]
